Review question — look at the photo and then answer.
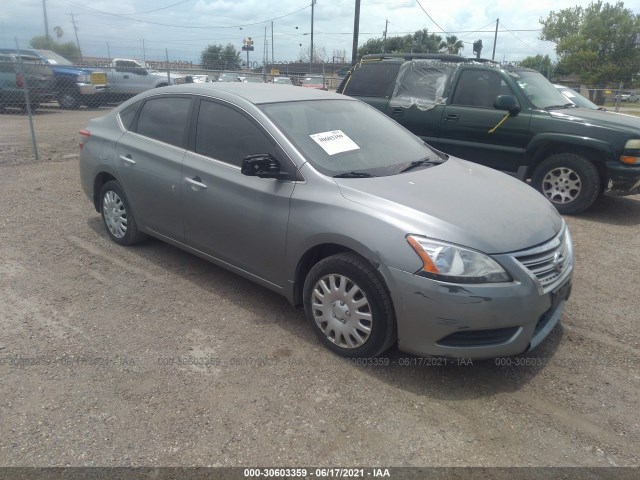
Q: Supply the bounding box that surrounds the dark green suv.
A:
[0,52,55,109]
[338,54,640,214]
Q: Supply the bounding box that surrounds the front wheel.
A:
[57,90,80,110]
[531,153,601,215]
[303,253,396,357]
[99,180,146,246]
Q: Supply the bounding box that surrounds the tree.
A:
[357,29,442,58]
[540,1,640,89]
[520,54,554,78]
[29,35,80,61]
[200,43,241,70]
[440,35,464,54]
[53,26,64,39]
[298,45,328,63]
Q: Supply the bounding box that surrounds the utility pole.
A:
[106,42,111,62]
[492,18,499,61]
[68,12,82,63]
[271,21,274,65]
[42,0,50,46]
[310,0,316,72]
[382,19,389,54]
[142,39,146,64]
[351,0,361,66]
[263,26,267,81]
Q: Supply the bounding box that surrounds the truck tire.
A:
[532,153,601,215]
[57,90,81,110]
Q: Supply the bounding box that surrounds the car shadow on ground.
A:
[86,216,565,401]
[578,194,640,226]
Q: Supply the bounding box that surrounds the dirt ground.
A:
[0,107,639,468]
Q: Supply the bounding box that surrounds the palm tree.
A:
[53,26,64,39]
[440,35,464,55]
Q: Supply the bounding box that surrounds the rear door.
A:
[438,68,533,172]
[181,98,296,286]
[115,95,193,240]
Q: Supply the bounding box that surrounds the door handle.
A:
[123,75,130,79]
[119,154,136,165]
[186,176,207,190]
[445,114,459,121]
[391,107,404,116]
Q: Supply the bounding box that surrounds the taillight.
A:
[16,73,23,88]
[79,128,91,151]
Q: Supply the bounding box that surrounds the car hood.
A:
[548,107,640,134]
[334,158,562,254]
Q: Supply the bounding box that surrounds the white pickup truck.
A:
[105,59,192,100]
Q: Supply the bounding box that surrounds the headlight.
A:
[406,235,512,283]
[621,139,640,165]
[76,74,90,83]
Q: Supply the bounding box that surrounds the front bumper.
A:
[78,83,109,96]
[381,244,573,360]
[604,162,640,196]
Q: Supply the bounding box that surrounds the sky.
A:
[1,0,639,66]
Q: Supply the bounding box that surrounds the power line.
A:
[64,1,311,29]
[499,21,544,55]
[93,0,194,16]
[415,0,449,35]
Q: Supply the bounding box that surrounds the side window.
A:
[118,101,141,130]
[343,62,400,96]
[134,97,191,147]
[452,70,511,108]
[195,100,278,167]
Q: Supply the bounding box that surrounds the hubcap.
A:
[102,190,128,239]
[311,274,372,349]
[541,167,582,204]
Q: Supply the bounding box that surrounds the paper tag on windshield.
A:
[309,130,360,155]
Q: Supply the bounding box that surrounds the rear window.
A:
[342,62,400,97]
[118,101,141,130]
[134,97,191,147]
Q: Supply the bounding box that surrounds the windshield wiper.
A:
[394,158,443,174]
[333,171,377,178]
[544,103,576,110]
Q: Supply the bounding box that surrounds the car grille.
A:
[512,229,571,291]
[437,327,520,347]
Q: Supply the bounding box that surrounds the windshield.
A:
[259,99,442,177]
[555,86,599,109]
[513,70,570,109]
[304,77,323,85]
[274,77,292,84]
[35,50,73,66]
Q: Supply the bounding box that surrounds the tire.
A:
[303,252,396,358]
[57,90,80,110]
[531,153,601,215]
[99,180,146,246]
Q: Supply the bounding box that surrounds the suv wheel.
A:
[532,153,601,214]
[303,252,396,357]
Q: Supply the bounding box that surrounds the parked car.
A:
[191,74,213,83]
[301,76,326,90]
[79,83,573,359]
[0,48,108,109]
[104,58,191,100]
[0,52,56,109]
[272,76,293,85]
[242,76,263,83]
[338,53,640,214]
[554,84,602,110]
[218,72,241,82]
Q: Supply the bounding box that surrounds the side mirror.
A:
[241,154,288,179]
[494,95,520,115]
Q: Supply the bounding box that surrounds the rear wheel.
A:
[99,180,146,246]
[303,252,396,357]
[532,153,601,214]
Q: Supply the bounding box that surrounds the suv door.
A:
[438,68,532,173]
[181,98,296,287]
[115,95,192,240]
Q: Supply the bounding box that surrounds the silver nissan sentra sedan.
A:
[79,83,573,359]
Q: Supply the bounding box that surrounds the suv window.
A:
[343,62,400,96]
[451,70,512,108]
[134,97,191,147]
[195,100,278,167]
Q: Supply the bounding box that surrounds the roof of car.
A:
[149,82,342,104]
